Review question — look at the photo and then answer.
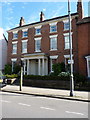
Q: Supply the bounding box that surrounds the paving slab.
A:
[1,85,90,102]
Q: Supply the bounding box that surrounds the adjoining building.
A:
[7,1,90,78]
[0,28,8,73]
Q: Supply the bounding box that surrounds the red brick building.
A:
[7,1,90,77]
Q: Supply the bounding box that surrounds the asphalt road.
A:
[0,91,88,118]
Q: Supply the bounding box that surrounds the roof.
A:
[7,12,78,32]
[77,17,90,25]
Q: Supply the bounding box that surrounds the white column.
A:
[46,59,48,75]
[38,59,41,75]
[42,58,45,76]
[23,60,26,75]
[27,59,29,75]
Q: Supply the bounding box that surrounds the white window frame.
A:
[11,58,17,72]
[22,40,28,54]
[13,31,18,40]
[50,35,58,51]
[50,55,58,72]
[50,22,57,33]
[35,26,42,35]
[35,37,41,52]
[85,56,90,77]
[12,41,18,54]
[63,19,72,31]
[64,33,73,50]
[22,29,28,38]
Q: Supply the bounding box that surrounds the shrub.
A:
[52,62,65,76]
[13,64,21,74]
[5,74,18,79]
[58,72,70,77]
[4,64,12,75]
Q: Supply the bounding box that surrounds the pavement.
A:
[1,85,90,102]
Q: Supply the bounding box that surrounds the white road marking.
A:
[65,111,84,115]
[18,103,31,107]
[0,100,11,103]
[36,97,88,104]
[40,106,55,111]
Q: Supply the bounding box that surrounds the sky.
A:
[0,1,89,39]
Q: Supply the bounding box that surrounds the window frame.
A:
[50,35,58,51]
[12,41,18,54]
[22,31,28,38]
[13,32,18,40]
[22,40,28,54]
[35,37,41,52]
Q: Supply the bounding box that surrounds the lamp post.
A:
[68,0,74,96]
[20,61,23,91]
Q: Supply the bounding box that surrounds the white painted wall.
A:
[0,28,7,71]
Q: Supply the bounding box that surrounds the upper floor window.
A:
[22,31,28,38]
[13,32,18,39]
[50,35,57,51]
[50,22,57,33]
[35,25,42,35]
[50,25,57,33]
[22,40,28,53]
[64,36,70,49]
[35,28,41,35]
[64,22,69,30]
[12,41,18,54]
[64,33,72,50]
[35,37,41,52]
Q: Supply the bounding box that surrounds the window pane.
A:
[13,33,18,39]
[35,40,41,52]
[22,42,27,53]
[50,25,57,32]
[23,31,28,37]
[64,22,69,30]
[36,28,41,35]
[12,44,17,54]
[64,36,70,49]
[50,37,57,50]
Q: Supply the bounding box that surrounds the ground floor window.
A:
[50,55,58,73]
[11,58,17,72]
[85,56,90,77]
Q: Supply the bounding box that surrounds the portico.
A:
[21,53,48,76]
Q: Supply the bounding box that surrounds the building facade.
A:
[7,1,90,77]
[0,28,8,72]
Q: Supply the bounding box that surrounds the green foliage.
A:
[74,73,86,83]
[58,72,70,77]
[5,74,18,79]
[24,74,70,81]
[52,62,65,76]
[13,64,21,74]
[4,64,12,75]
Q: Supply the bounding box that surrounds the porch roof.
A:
[21,53,48,60]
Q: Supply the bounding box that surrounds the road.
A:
[0,91,88,118]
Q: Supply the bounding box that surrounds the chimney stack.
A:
[19,17,25,26]
[40,11,45,22]
[77,0,84,20]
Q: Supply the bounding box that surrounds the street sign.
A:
[68,60,74,64]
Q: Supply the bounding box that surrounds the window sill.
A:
[35,34,41,36]
[35,50,41,52]
[22,36,28,38]
[12,53,17,55]
[50,49,57,51]
[12,38,18,40]
[50,31,57,33]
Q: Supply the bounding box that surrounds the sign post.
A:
[68,0,74,97]
[20,61,23,91]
